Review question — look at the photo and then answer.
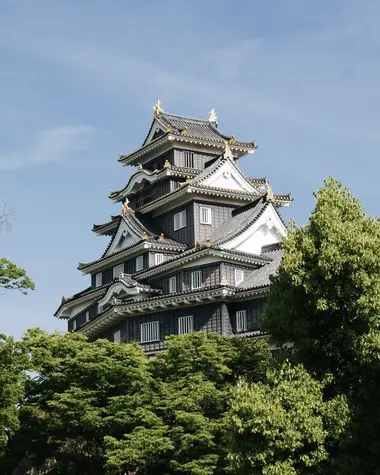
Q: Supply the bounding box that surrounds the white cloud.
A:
[0,125,94,171]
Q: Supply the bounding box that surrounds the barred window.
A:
[234,269,245,285]
[191,270,202,290]
[155,253,164,266]
[113,330,121,343]
[85,310,90,323]
[200,206,212,225]
[174,210,187,231]
[184,151,194,168]
[136,255,144,271]
[72,318,77,331]
[141,321,160,343]
[236,310,247,332]
[178,315,194,335]
[169,276,177,293]
[95,273,102,287]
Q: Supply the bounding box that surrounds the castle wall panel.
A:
[193,202,235,244]
[227,298,265,333]
[159,203,195,246]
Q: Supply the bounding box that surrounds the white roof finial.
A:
[223,141,233,160]
[208,108,218,125]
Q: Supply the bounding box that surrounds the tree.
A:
[224,361,349,475]
[262,178,380,472]
[0,202,35,295]
[105,333,270,475]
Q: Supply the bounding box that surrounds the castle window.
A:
[234,269,245,285]
[178,315,193,335]
[141,321,160,343]
[191,270,202,290]
[113,264,124,279]
[95,273,102,287]
[72,318,77,331]
[200,206,212,225]
[136,255,144,272]
[184,151,194,168]
[174,210,187,231]
[236,310,247,332]
[155,253,164,266]
[113,330,121,343]
[169,276,177,293]
[85,310,90,323]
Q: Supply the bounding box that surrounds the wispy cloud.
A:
[0,125,94,171]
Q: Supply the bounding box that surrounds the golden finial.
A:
[223,141,233,160]
[265,180,274,202]
[158,233,165,242]
[119,272,125,279]
[195,242,201,249]
[204,238,212,248]
[228,135,236,144]
[141,231,148,240]
[111,295,117,306]
[121,199,132,216]
[153,99,163,118]
[137,163,142,170]
[208,109,218,124]
[185,176,192,184]
[164,159,172,169]
[166,125,173,132]
[181,128,189,136]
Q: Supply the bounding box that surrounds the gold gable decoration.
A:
[164,159,172,169]
[153,99,164,118]
[265,180,275,202]
[141,231,149,240]
[181,128,189,136]
[158,233,165,242]
[204,238,213,248]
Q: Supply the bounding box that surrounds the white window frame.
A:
[178,315,194,335]
[72,318,77,331]
[191,270,202,290]
[234,269,245,285]
[236,310,248,332]
[169,276,177,293]
[113,264,124,279]
[140,321,160,343]
[85,310,90,323]
[136,255,144,272]
[174,210,187,231]
[155,253,164,266]
[95,272,102,287]
[113,329,121,343]
[200,206,212,225]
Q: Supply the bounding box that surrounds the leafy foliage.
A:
[0,257,35,294]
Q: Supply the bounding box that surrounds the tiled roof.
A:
[209,198,268,245]
[92,215,121,235]
[237,249,283,290]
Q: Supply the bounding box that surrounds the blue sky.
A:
[1,0,379,338]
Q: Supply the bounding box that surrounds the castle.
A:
[55,101,292,355]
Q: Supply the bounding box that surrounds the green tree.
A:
[0,258,35,294]
[263,177,380,472]
[224,361,349,475]
[0,335,27,457]
[104,332,270,475]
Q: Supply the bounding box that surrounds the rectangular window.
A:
[85,310,90,323]
[95,273,102,287]
[174,210,187,231]
[200,206,212,225]
[236,310,248,332]
[191,270,202,290]
[72,319,77,331]
[155,253,164,266]
[178,315,194,335]
[136,255,144,272]
[234,269,245,285]
[113,330,121,343]
[113,264,124,279]
[184,151,194,168]
[140,321,160,343]
[169,276,177,293]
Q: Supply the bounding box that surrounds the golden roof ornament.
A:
[181,128,189,136]
[158,233,165,242]
[208,108,218,125]
[185,176,192,184]
[137,163,143,171]
[166,125,173,132]
[228,135,236,145]
[141,231,149,240]
[121,199,132,216]
[195,242,201,249]
[223,141,233,160]
[204,238,212,248]
[119,272,125,279]
[153,99,163,118]
[164,159,172,169]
